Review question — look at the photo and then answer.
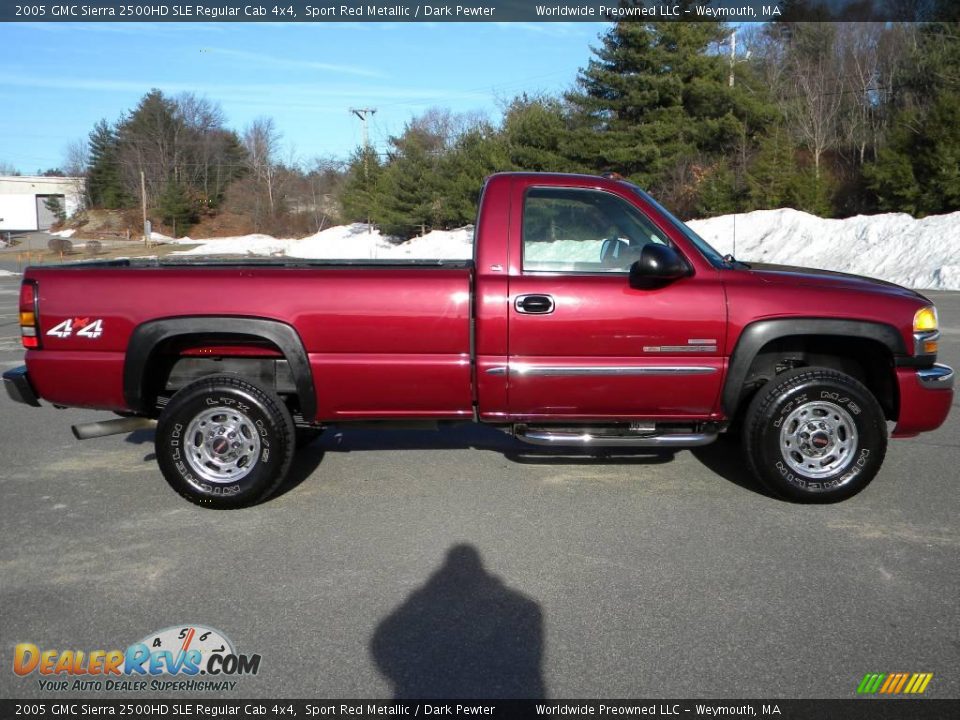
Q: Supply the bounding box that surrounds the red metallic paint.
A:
[892,368,953,437]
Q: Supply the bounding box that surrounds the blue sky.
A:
[1,22,608,174]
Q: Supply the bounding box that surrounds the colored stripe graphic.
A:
[857,673,886,694]
[857,672,933,694]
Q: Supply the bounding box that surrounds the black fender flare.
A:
[124,316,316,420]
[722,318,906,416]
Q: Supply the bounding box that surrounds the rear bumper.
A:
[892,364,954,438]
[3,366,41,407]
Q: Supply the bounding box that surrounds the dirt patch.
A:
[55,208,143,241]
[188,210,256,238]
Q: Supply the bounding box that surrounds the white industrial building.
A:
[0,176,85,232]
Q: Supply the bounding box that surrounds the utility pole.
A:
[140,169,149,246]
[350,107,377,232]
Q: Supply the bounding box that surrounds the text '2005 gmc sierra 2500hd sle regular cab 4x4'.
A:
[4,173,954,507]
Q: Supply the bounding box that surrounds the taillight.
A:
[19,281,39,349]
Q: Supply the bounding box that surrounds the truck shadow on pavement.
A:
[312,423,770,496]
[126,423,770,500]
[370,543,546,699]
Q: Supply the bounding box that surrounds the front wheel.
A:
[743,367,887,503]
[155,375,295,508]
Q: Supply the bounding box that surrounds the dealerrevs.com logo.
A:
[13,625,261,692]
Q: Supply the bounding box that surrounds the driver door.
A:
[506,185,726,420]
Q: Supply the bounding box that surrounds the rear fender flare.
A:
[124,316,316,420]
[722,318,905,417]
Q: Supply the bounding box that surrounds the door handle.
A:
[515,294,555,314]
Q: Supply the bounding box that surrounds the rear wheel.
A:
[743,367,887,503]
[155,375,295,508]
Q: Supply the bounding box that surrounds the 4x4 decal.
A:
[47,318,104,339]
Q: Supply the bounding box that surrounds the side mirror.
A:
[629,245,690,288]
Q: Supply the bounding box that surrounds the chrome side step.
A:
[513,427,717,448]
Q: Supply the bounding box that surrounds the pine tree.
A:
[117,90,184,205]
[86,120,127,208]
[157,178,196,237]
[377,135,436,239]
[340,146,383,225]
[501,96,579,172]
[437,124,510,226]
[567,17,726,179]
[864,21,960,215]
[565,12,766,213]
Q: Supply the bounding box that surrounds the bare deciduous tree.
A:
[243,117,282,216]
[781,24,845,180]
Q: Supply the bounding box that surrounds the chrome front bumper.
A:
[917,363,954,390]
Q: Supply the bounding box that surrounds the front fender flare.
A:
[722,318,906,417]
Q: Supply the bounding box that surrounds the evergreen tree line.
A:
[340,19,960,238]
[75,17,958,239]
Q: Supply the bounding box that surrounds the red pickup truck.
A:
[4,173,954,507]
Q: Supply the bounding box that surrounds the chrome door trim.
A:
[486,364,717,376]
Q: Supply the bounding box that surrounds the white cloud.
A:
[203,47,385,78]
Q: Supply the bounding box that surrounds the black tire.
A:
[742,367,887,503]
[155,375,295,509]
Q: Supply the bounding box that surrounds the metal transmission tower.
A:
[350,107,377,151]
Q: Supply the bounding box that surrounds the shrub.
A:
[48,237,73,254]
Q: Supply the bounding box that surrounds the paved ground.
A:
[0,274,957,700]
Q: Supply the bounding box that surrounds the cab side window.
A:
[522,187,668,273]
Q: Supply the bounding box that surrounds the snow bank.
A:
[688,208,960,291]
[169,209,960,290]
[173,224,474,261]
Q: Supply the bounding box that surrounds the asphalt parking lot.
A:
[0,274,958,700]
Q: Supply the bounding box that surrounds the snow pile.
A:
[688,209,960,290]
[173,233,289,256]
[525,239,603,263]
[168,209,960,290]
[173,224,474,261]
[0,269,21,277]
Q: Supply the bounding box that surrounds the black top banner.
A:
[2,1,958,23]
[1,700,959,720]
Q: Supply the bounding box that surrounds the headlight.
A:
[914,306,938,332]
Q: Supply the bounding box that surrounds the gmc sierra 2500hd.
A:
[4,173,954,507]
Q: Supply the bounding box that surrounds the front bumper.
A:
[916,363,954,390]
[892,363,954,437]
[2,366,40,407]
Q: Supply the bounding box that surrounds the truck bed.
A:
[24,262,475,419]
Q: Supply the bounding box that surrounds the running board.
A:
[72,417,157,440]
[513,427,717,448]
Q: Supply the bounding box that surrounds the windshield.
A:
[627,186,727,268]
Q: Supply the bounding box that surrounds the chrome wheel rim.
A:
[184,406,261,484]
[779,400,858,479]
